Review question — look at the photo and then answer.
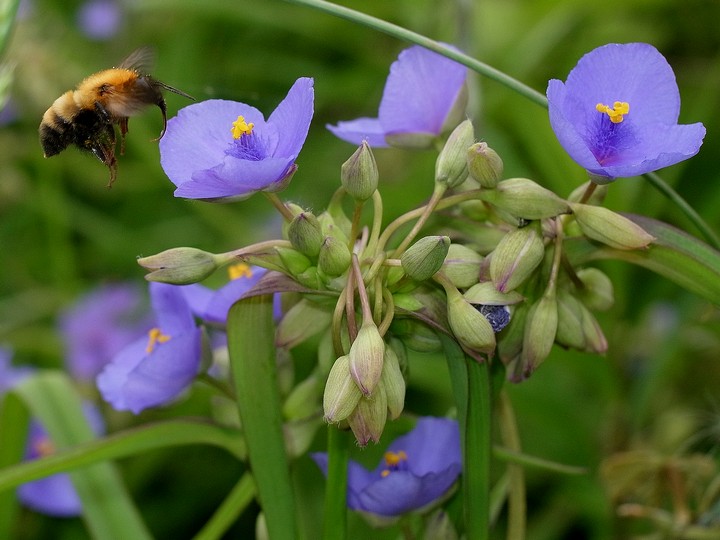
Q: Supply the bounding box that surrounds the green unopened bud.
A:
[323,355,362,423]
[568,181,608,205]
[283,373,323,420]
[467,142,503,188]
[275,298,333,349]
[490,226,545,293]
[348,383,388,446]
[463,281,524,306]
[295,266,322,289]
[381,345,405,420]
[138,247,222,285]
[576,267,614,311]
[275,246,312,275]
[318,236,351,277]
[348,321,385,396]
[579,304,608,354]
[281,203,306,238]
[441,244,483,288]
[435,119,474,188]
[570,203,655,250]
[341,141,379,201]
[288,212,324,257]
[521,295,558,376]
[317,211,350,246]
[555,292,587,350]
[423,511,459,540]
[401,236,451,281]
[479,178,570,219]
[445,286,496,355]
[497,302,528,365]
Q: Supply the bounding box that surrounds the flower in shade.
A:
[59,283,151,382]
[160,77,314,201]
[76,0,123,40]
[96,282,202,414]
[312,417,461,517]
[328,45,467,149]
[547,43,705,181]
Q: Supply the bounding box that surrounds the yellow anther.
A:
[596,101,630,123]
[228,262,253,280]
[231,115,254,139]
[381,469,390,478]
[146,327,172,353]
[383,450,408,467]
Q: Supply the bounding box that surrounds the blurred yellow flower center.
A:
[228,262,253,280]
[596,101,630,123]
[146,327,171,353]
[380,450,408,477]
[231,116,254,139]
[34,437,56,457]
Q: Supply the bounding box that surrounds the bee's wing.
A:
[118,47,155,73]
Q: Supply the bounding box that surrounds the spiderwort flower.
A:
[76,0,123,40]
[328,45,467,148]
[547,43,705,181]
[160,77,314,201]
[312,417,461,517]
[96,282,202,414]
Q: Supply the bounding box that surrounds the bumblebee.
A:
[39,47,193,187]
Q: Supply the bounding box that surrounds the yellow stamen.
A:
[231,115,254,139]
[596,101,630,123]
[228,262,253,281]
[146,327,171,353]
[379,450,408,478]
[34,437,56,457]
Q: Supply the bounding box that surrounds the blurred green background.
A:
[1,0,720,538]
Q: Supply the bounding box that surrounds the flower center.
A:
[380,450,408,478]
[595,101,630,124]
[228,262,253,280]
[231,115,254,139]
[145,327,171,353]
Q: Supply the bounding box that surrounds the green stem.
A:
[192,473,256,540]
[263,192,295,222]
[323,426,349,540]
[390,183,446,258]
[498,392,525,540]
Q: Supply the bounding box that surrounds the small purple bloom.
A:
[547,43,705,181]
[76,0,123,40]
[328,45,467,149]
[312,417,461,517]
[96,282,202,414]
[160,78,314,201]
[0,347,32,393]
[59,283,151,381]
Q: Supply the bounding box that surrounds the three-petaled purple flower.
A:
[96,282,202,414]
[328,45,468,149]
[547,43,705,181]
[312,417,461,517]
[160,77,314,201]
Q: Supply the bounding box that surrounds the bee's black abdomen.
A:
[39,112,73,157]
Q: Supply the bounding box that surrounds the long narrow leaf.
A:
[0,391,29,538]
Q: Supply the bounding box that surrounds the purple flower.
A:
[0,347,32,393]
[547,43,705,181]
[59,283,151,381]
[76,0,123,40]
[160,78,314,201]
[328,46,467,149]
[312,417,461,517]
[96,282,202,414]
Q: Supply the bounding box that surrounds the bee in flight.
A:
[39,47,194,187]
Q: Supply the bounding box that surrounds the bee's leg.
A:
[152,98,168,141]
[118,117,129,155]
[87,123,118,188]
[94,101,111,124]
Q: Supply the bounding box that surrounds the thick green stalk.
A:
[323,426,349,540]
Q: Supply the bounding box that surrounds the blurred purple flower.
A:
[59,283,151,381]
[547,43,706,181]
[0,347,32,393]
[96,282,202,414]
[328,45,467,149]
[160,77,314,201]
[76,0,123,40]
[312,417,461,517]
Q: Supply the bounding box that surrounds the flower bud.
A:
[275,298,333,349]
[467,142,503,188]
[445,286,496,355]
[317,211,350,247]
[283,373,323,420]
[555,292,587,350]
[381,345,406,420]
[463,281,525,306]
[441,244,483,288]
[275,246,312,275]
[521,295,558,376]
[479,178,570,219]
[318,236,351,277]
[423,511,459,540]
[348,383,388,446]
[435,119,474,188]
[295,266,322,290]
[474,304,512,333]
[281,202,306,238]
[497,302,528,365]
[570,203,655,250]
[341,141,379,201]
[348,321,385,395]
[576,267,614,311]
[490,226,545,293]
[138,247,222,285]
[390,318,442,353]
[287,212,324,257]
[401,236,451,281]
[323,355,362,423]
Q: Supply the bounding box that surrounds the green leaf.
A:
[227,295,297,540]
[0,391,29,538]
[565,214,720,305]
[192,472,256,540]
[9,371,152,540]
